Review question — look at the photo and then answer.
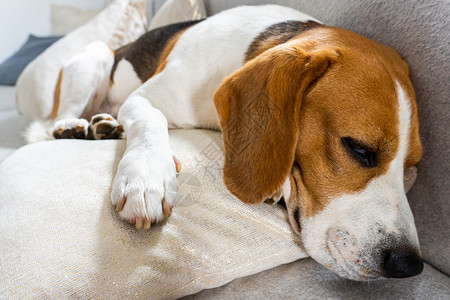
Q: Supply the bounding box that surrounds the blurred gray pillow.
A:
[0,35,61,86]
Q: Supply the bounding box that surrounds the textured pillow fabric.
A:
[15,0,147,121]
[51,4,100,35]
[0,129,307,298]
[149,0,206,30]
[0,35,61,86]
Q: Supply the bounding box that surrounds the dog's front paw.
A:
[111,148,180,229]
[52,118,89,139]
[89,113,124,140]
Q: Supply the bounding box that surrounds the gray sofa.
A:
[170,0,449,298]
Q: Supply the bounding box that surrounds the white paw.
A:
[89,113,124,140]
[111,147,181,229]
[52,118,89,139]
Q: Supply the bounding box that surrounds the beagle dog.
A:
[27,5,424,281]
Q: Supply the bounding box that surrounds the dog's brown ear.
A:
[214,44,340,204]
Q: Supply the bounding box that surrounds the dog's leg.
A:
[110,74,183,229]
[50,41,114,140]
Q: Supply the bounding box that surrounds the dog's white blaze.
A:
[300,81,419,279]
[389,81,417,234]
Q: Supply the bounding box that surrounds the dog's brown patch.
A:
[215,41,341,204]
[153,29,189,76]
[245,20,322,62]
[51,69,63,120]
[216,26,422,219]
[111,20,203,83]
[288,28,422,217]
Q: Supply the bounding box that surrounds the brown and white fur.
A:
[26,5,424,281]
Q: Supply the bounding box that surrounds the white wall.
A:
[0,0,109,62]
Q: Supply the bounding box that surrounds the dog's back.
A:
[106,5,317,127]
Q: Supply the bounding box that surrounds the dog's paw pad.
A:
[89,113,123,140]
[52,119,89,139]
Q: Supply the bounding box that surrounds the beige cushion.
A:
[0,129,307,298]
[15,0,147,121]
[149,0,206,30]
[51,5,100,35]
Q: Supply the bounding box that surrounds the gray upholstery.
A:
[155,0,450,297]
[186,259,450,299]
[172,0,450,275]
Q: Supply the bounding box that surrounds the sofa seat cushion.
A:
[188,258,450,299]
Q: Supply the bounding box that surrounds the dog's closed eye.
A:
[341,137,378,168]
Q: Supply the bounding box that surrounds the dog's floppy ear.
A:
[214,44,340,204]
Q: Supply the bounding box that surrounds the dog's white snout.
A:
[327,228,356,247]
[326,227,359,264]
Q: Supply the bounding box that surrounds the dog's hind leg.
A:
[25,41,115,143]
[52,41,114,121]
[51,41,115,140]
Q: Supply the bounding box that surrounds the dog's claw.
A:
[144,219,151,230]
[162,199,171,218]
[173,154,181,173]
[135,217,143,230]
[117,196,126,211]
[112,145,178,228]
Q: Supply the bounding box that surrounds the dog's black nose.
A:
[383,251,424,278]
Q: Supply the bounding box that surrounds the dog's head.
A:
[214,27,423,280]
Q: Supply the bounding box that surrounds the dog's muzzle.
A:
[324,226,423,280]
